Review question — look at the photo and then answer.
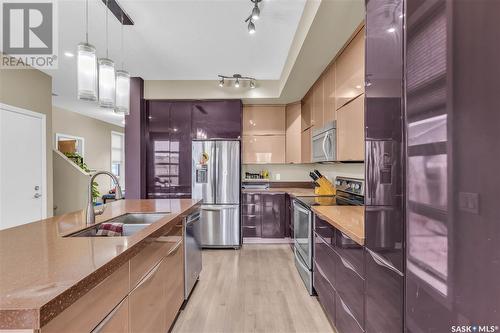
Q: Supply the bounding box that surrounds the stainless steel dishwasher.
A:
[184,210,202,300]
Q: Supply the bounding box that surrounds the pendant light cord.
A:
[105,0,109,58]
[85,0,88,43]
[121,14,124,70]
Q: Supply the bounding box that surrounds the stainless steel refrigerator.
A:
[192,140,240,248]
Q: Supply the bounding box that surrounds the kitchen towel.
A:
[96,223,123,236]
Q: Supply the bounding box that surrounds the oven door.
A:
[293,200,312,268]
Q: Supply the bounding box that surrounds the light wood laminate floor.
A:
[173,244,335,333]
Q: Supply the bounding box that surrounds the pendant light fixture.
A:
[98,0,116,109]
[77,0,98,101]
[115,14,130,115]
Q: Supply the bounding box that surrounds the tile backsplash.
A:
[242,163,365,182]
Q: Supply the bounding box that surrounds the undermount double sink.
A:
[66,213,170,238]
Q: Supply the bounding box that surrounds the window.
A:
[111,132,125,190]
[55,133,85,157]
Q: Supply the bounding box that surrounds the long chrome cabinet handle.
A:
[338,295,361,326]
[133,260,161,291]
[367,248,403,277]
[91,297,127,333]
[167,239,183,256]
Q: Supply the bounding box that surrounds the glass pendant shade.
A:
[98,58,116,108]
[77,43,98,101]
[115,70,130,115]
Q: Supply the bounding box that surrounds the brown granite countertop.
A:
[312,206,365,246]
[0,199,200,330]
[242,187,318,197]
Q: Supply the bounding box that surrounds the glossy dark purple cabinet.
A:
[365,249,403,333]
[192,100,242,139]
[313,260,336,327]
[146,101,192,199]
[405,0,500,330]
[261,193,285,238]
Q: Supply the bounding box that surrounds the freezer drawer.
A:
[200,205,240,247]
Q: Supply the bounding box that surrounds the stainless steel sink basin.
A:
[66,213,170,237]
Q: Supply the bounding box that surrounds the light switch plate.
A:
[459,192,480,215]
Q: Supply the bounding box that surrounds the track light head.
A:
[235,78,240,88]
[219,78,224,87]
[252,4,260,20]
[250,80,256,89]
[248,20,256,34]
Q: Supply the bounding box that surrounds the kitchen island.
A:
[0,199,201,332]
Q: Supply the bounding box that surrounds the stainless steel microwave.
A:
[311,121,336,162]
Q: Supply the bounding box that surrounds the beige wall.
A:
[0,68,53,217]
[52,107,124,194]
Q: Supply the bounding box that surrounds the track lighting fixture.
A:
[252,4,260,20]
[248,21,256,34]
[218,74,257,89]
[245,0,262,34]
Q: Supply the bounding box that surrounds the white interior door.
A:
[0,104,46,230]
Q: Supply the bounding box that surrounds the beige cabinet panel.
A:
[336,94,365,161]
[301,128,312,163]
[164,241,184,330]
[301,93,313,131]
[285,102,302,164]
[242,135,286,164]
[91,298,129,333]
[324,64,336,123]
[130,260,167,333]
[335,28,365,109]
[243,105,286,135]
[312,78,324,129]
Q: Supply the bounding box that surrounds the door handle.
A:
[167,239,183,256]
[367,249,403,276]
[322,133,329,159]
[34,193,42,198]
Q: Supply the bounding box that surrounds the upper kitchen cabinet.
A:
[335,28,365,109]
[324,64,336,123]
[312,77,325,129]
[301,92,313,131]
[243,105,286,135]
[285,102,302,164]
[242,135,285,164]
[192,100,242,139]
[336,94,365,161]
[301,128,312,163]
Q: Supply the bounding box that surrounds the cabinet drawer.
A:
[41,262,129,333]
[313,261,336,327]
[242,214,260,227]
[334,230,365,278]
[242,192,261,204]
[314,216,335,244]
[163,236,185,330]
[243,225,261,238]
[335,294,364,333]
[313,232,337,289]
[241,203,261,215]
[91,297,128,333]
[130,221,182,288]
[336,252,365,328]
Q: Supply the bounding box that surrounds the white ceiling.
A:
[44,0,307,126]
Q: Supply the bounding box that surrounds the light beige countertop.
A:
[312,206,365,246]
[0,199,201,330]
[242,187,318,197]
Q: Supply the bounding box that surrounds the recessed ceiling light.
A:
[64,51,74,57]
[387,27,396,33]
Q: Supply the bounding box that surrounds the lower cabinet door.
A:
[335,294,364,333]
[91,298,129,333]
[130,260,167,333]
[313,261,336,327]
[164,238,185,330]
[365,249,403,333]
[261,193,285,238]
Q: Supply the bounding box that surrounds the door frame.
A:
[0,103,47,219]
